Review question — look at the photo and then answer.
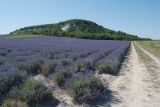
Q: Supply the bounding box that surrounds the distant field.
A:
[136,41,160,58]
[0,34,42,38]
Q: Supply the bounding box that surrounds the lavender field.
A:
[0,36,130,106]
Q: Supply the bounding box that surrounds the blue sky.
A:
[0,0,160,39]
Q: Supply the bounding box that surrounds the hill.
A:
[10,19,149,40]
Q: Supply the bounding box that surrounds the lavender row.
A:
[0,36,130,77]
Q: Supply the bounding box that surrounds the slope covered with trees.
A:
[10,19,149,40]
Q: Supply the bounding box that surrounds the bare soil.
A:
[108,42,160,107]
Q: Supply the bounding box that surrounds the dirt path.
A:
[109,42,160,107]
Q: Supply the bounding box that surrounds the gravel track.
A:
[109,42,160,107]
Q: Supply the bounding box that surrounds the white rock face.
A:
[61,24,71,31]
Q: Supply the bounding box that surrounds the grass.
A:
[2,99,14,107]
[25,61,42,75]
[134,42,158,72]
[74,64,85,72]
[0,34,42,38]
[136,41,160,59]
[53,71,72,86]
[40,63,56,76]
[84,59,94,70]
[97,64,112,74]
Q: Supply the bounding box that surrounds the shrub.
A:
[26,62,42,74]
[74,64,85,72]
[62,71,72,77]
[10,79,51,104]
[40,63,56,76]
[0,60,4,65]
[53,73,63,86]
[53,71,72,86]
[61,59,72,66]
[97,64,112,74]
[68,76,104,103]
[72,56,78,61]
[0,71,26,95]
[84,59,94,70]
[2,99,14,107]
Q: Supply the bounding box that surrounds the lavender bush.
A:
[0,36,130,76]
[0,36,130,103]
[9,79,52,104]
[68,76,104,103]
[0,70,26,95]
[2,99,14,107]
[97,64,112,74]
[74,64,85,72]
[40,62,56,76]
[53,71,72,86]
